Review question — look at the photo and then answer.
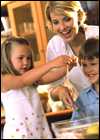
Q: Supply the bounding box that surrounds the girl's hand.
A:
[51,55,77,70]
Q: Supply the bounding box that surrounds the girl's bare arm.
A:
[2,55,71,91]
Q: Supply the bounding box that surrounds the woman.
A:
[45,1,99,106]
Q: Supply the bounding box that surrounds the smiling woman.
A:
[45,1,86,43]
[44,1,99,96]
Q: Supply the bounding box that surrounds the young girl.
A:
[1,37,76,139]
[71,38,99,120]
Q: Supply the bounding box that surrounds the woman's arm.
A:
[44,35,75,84]
[38,66,67,84]
[38,57,77,84]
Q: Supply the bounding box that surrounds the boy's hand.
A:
[49,85,76,109]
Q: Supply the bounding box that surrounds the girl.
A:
[1,37,76,139]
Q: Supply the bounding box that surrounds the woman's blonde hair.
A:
[1,37,34,75]
[45,1,87,30]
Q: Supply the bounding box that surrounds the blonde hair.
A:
[45,1,87,30]
[1,37,34,75]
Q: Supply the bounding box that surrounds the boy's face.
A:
[82,58,99,85]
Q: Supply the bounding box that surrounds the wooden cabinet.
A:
[6,1,48,66]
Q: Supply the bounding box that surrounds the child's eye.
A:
[82,64,87,67]
[18,57,23,60]
[91,63,97,66]
[63,16,71,22]
[27,56,31,60]
[52,20,59,25]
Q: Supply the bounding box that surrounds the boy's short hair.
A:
[79,38,99,60]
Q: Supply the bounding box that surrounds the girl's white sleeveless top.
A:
[1,86,52,139]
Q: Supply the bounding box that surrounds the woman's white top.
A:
[46,25,99,92]
[1,86,52,139]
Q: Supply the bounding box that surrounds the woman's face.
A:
[50,11,79,43]
[82,58,99,85]
[10,44,32,75]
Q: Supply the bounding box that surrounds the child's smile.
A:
[82,58,99,84]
